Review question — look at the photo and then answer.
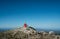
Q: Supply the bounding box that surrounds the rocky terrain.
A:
[0,30,28,39]
[0,24,60,39]
[0,26,38,39]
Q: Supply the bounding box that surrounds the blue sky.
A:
[0,0,60,30]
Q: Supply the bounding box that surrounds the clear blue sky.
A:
[0,0,60,30]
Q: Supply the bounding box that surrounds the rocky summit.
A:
[0,23,60,39]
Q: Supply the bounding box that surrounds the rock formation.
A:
[0,23,60,39]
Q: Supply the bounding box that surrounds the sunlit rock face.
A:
[0,23,37,39]
[11,23,36,34]
[0,24,60,39]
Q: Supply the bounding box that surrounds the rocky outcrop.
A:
[0,24,60,39]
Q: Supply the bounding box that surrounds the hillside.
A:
[0,24,60,39]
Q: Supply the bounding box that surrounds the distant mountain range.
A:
[36,28,60,35]
[0,28,14,32]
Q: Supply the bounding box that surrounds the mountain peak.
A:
[19,24,36,34]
